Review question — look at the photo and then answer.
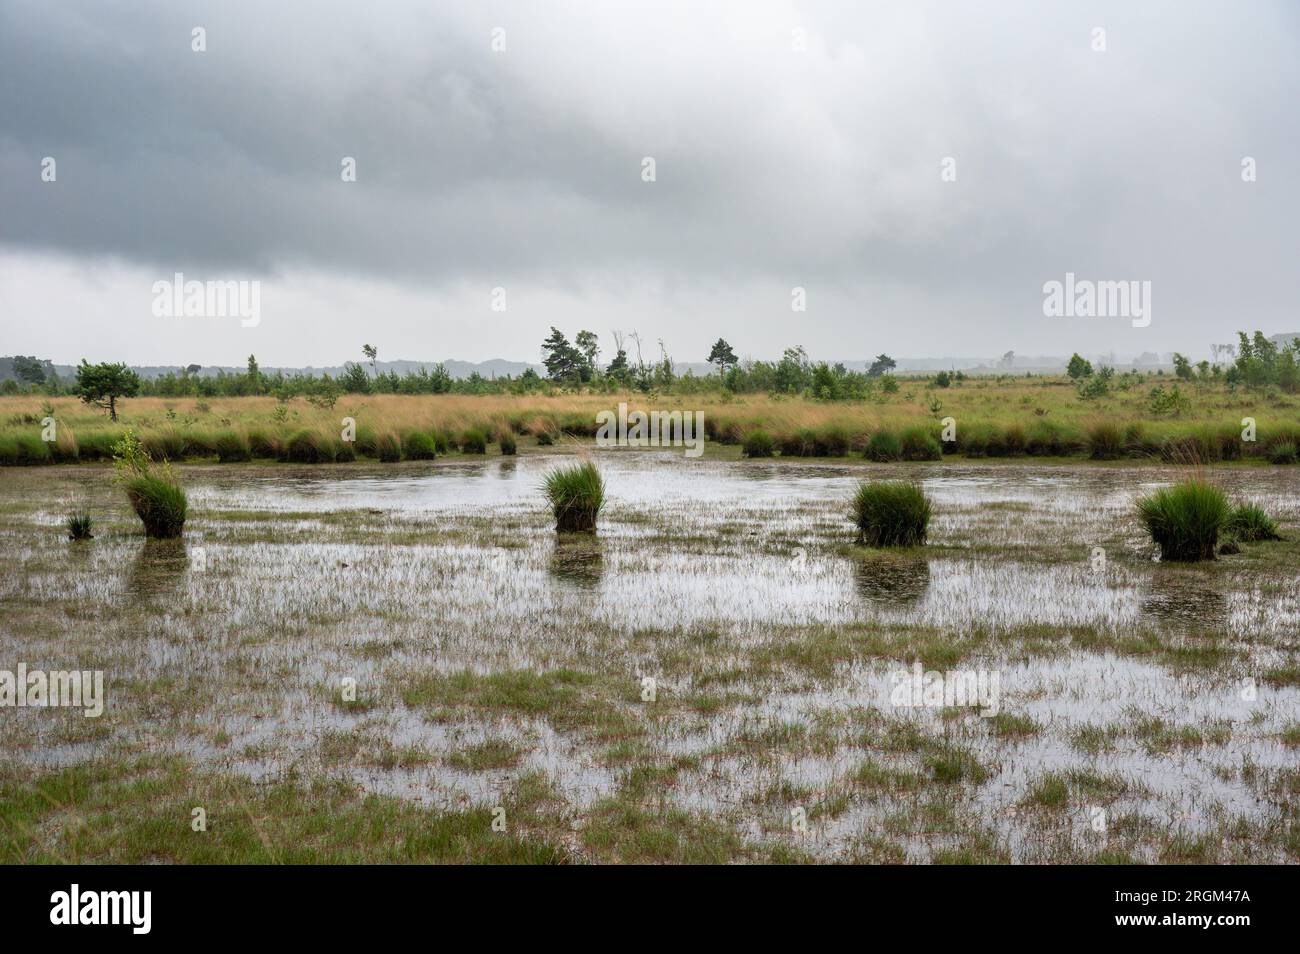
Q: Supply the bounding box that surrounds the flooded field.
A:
[2,453,1298,863]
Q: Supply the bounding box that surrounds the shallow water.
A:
[3,454,1298,862]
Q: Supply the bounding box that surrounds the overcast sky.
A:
[1,0,1297,367]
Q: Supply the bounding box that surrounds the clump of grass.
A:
[535,429,555,447]
[1087,421,1124,460]
[899,426,942,461]
[851,480,931,546]
[1136,478,1227,562]
[543,460,605,532]
[285,429,335,463]
[743,429,774,458]
[498,429,517,456]
[113,429,187,538]
[1224,502,1281,542]
[66,509,94,540]
[865,429,902,462]
[403,431,438,460]
[375,431,402,462]
[213,429,251,462]
[1268,441,1297,465]
[459,427,488,454]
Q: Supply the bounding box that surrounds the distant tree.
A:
[1066,353,1093,380]
[362,344,378,375]
[1172,352,1193,380]
[707,338,739,373]
[340,362,371,393]
[774,346,810,394]
[867,354,896,377]
[246,354,262,393]
[606,349,629,381]
[12,355,46,385]
[933,370,952,388]
[999,350,1016,370]
[541,328,587,384]
[185,364,202,375]
[575,331,600,374]
[75,360,140,421]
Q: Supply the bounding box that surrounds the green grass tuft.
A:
[851,480,931,546]
[543,460,605,532]
[65,509,94,540]
[1136,479,1227,562]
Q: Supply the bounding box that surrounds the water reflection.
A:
[126,538,191,599]
[1140,573,1228,631]
[548,536,605,589]
[851,555,931,607]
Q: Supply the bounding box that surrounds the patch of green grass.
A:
[1224,502,1282,542]
[0,755,568,864]
[1136,479,1227,562]
[124,473,187,538]
[851,480,931,546]
[542,460,605,532]
[446,739,524,771]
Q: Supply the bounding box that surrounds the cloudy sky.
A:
[1,0,1297,367]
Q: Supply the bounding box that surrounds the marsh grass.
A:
[743,429,775,458]
[498,429,517,456]
[852,481,931,546]
[65,509,93,540]
[1136,479,1227,561]
[213,429,251,462]
[124,475,187,538]
[403,431,438,460]
[1269,441,1297,465]
[459,427,488,454]
[543,460,605,532]
[865,429,902,462]
[1224,502,1282,542]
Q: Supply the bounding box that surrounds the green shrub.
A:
[743,430,775,458]
[1136,479,1228,562]
[1087,422,1124,460]
[543,460,605,532]
[1268,441,1297,465]
[404,431,438,460]
[899,426,941,461]
[865,430,902,462]
[498,429,517,456]
[459,428,488,454]
[125,474,188,538]
[66,510,94,540]
[214,429,252,462]
[851,481,931,547]
[1224,503,1281,542]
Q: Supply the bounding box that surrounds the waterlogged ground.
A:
[1,451,1298,863]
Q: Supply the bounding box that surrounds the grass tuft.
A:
[66,509,94,540]
[543,460,605,532]
[851,480,931,546]
[1136,478,1227,562]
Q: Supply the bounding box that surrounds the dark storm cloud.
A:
[1,0,1298,361]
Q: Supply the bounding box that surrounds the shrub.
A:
[1086,422,1123,460]
[1136,479,1228,562]
[459,428,488,454]
[404,431,438,460]
[214,429,251,463]
[66,510,94,540]
[1268,441,1297,465]
[851,481,931,547]
[1224,503,1281,542]
[498,429,517,456]
[543,460,605,532]
[865,429,902,462]
[899,426,942,461]
[743,429,775,458]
